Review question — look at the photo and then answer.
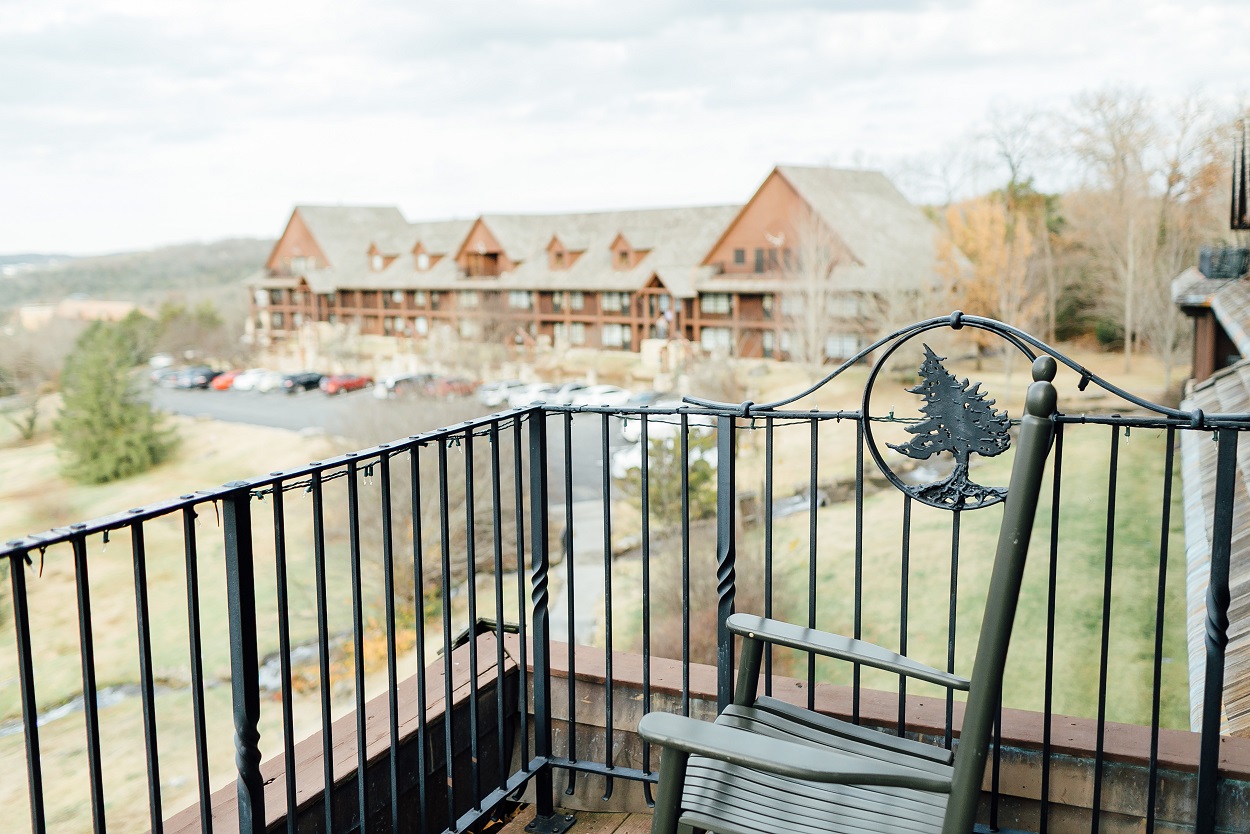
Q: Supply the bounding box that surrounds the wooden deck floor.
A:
[498,805,651,834]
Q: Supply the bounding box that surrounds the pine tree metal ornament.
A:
[888,344,1011,509]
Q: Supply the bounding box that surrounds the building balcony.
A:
[2,314,1248,833]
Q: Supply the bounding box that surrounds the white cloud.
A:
[0,0,1244,253]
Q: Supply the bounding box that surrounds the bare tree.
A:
[1064,88,1158,371]
[779,207,848,375]
[0,318,85,441]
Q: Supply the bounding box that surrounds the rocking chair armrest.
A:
[728,614,970,691]
[638,712,952,792]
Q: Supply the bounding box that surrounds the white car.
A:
[619,401,715,444]
[610,438,717,480]
[478,380,526,408]
[231,368,272,391]
[507,382,560,409]
[548,381,589,405]
[570,385,633,408]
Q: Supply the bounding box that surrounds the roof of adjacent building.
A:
[1180,362,1250,736]
[252,166,946,299]
[1175,268,1250,737]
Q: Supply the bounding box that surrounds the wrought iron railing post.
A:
[222,482,265,833]
[715,413,738,712]
[8,551,45,834]
[1195,429,1237,833]
[527,411,557,819]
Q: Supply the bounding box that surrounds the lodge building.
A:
[247,165,949,361]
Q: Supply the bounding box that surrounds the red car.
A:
[319,374,373,395]
[426,376,479,398]
[211,370,242,390]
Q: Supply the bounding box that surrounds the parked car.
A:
[172,366,220,389]
[624,390,668,408]
[231,368,272,391]
[477,380,527,408]
[610,437,717,480]
[507,382,560,408]
[320,374,373,395]
[570,385,633,407]
[150,367,181,387]
[619,400,714,444]
[547,381,589,405]
[427,376,479,398]
[210,369,242,390]
[281,371,323,394]
[374,373,436,400]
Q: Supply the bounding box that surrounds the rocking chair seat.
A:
[681,762,946,834]
[672,705,951,834]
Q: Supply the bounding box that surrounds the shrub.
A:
[54,321,177,484]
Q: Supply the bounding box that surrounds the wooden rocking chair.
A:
[638,356,1059,834]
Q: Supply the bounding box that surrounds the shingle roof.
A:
[775,165,948,292]
[295,206,410,268]
[1211,281,1250,357]
[1181,364,1250,736]
[260,167,947,299]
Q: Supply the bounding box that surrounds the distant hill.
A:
[0,253,73,267]
[0,238,274,309]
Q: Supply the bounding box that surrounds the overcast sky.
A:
[1,0,1245,256]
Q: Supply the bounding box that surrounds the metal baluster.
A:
[513,418,529,772]
[764,417,774,697]
[489,423,509,793]
[853,419,865,724]
[437,438,457,825]
[1092,427,1121,834]
[899,496,911,736]
[9,550,46,834]
[1196,429,1237,833]
[680,412,690,714]
[72,535,106,833]
[562,412,576,796]
[380,453,401,833]
[182,507,212,834]
[465,429,483,808]
[641,413,653,805]
[715,413,737,712]
[347,459,369,830]
[1146,427,1175,834]
[946,510,961,750]
[222,485,264,833]
[528,410,556,819]
[601,412,616,798]
[1040,424,1064,834]
[311,471,335,832]
[807,416,818,712]
[132,522,165,833]
[270,486,297,834]
[409,447,430,829]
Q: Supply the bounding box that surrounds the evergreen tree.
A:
[889,344,1010,507]
[55,321,176,484]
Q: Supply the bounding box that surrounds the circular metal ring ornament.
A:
[861,320,1036,511]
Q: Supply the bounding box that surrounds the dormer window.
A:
[547,235,576,270]
[416,252,430,270]
[610,233,644,271]
[371,254,384,271]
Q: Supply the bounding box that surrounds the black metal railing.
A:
[0,314,1245,833]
